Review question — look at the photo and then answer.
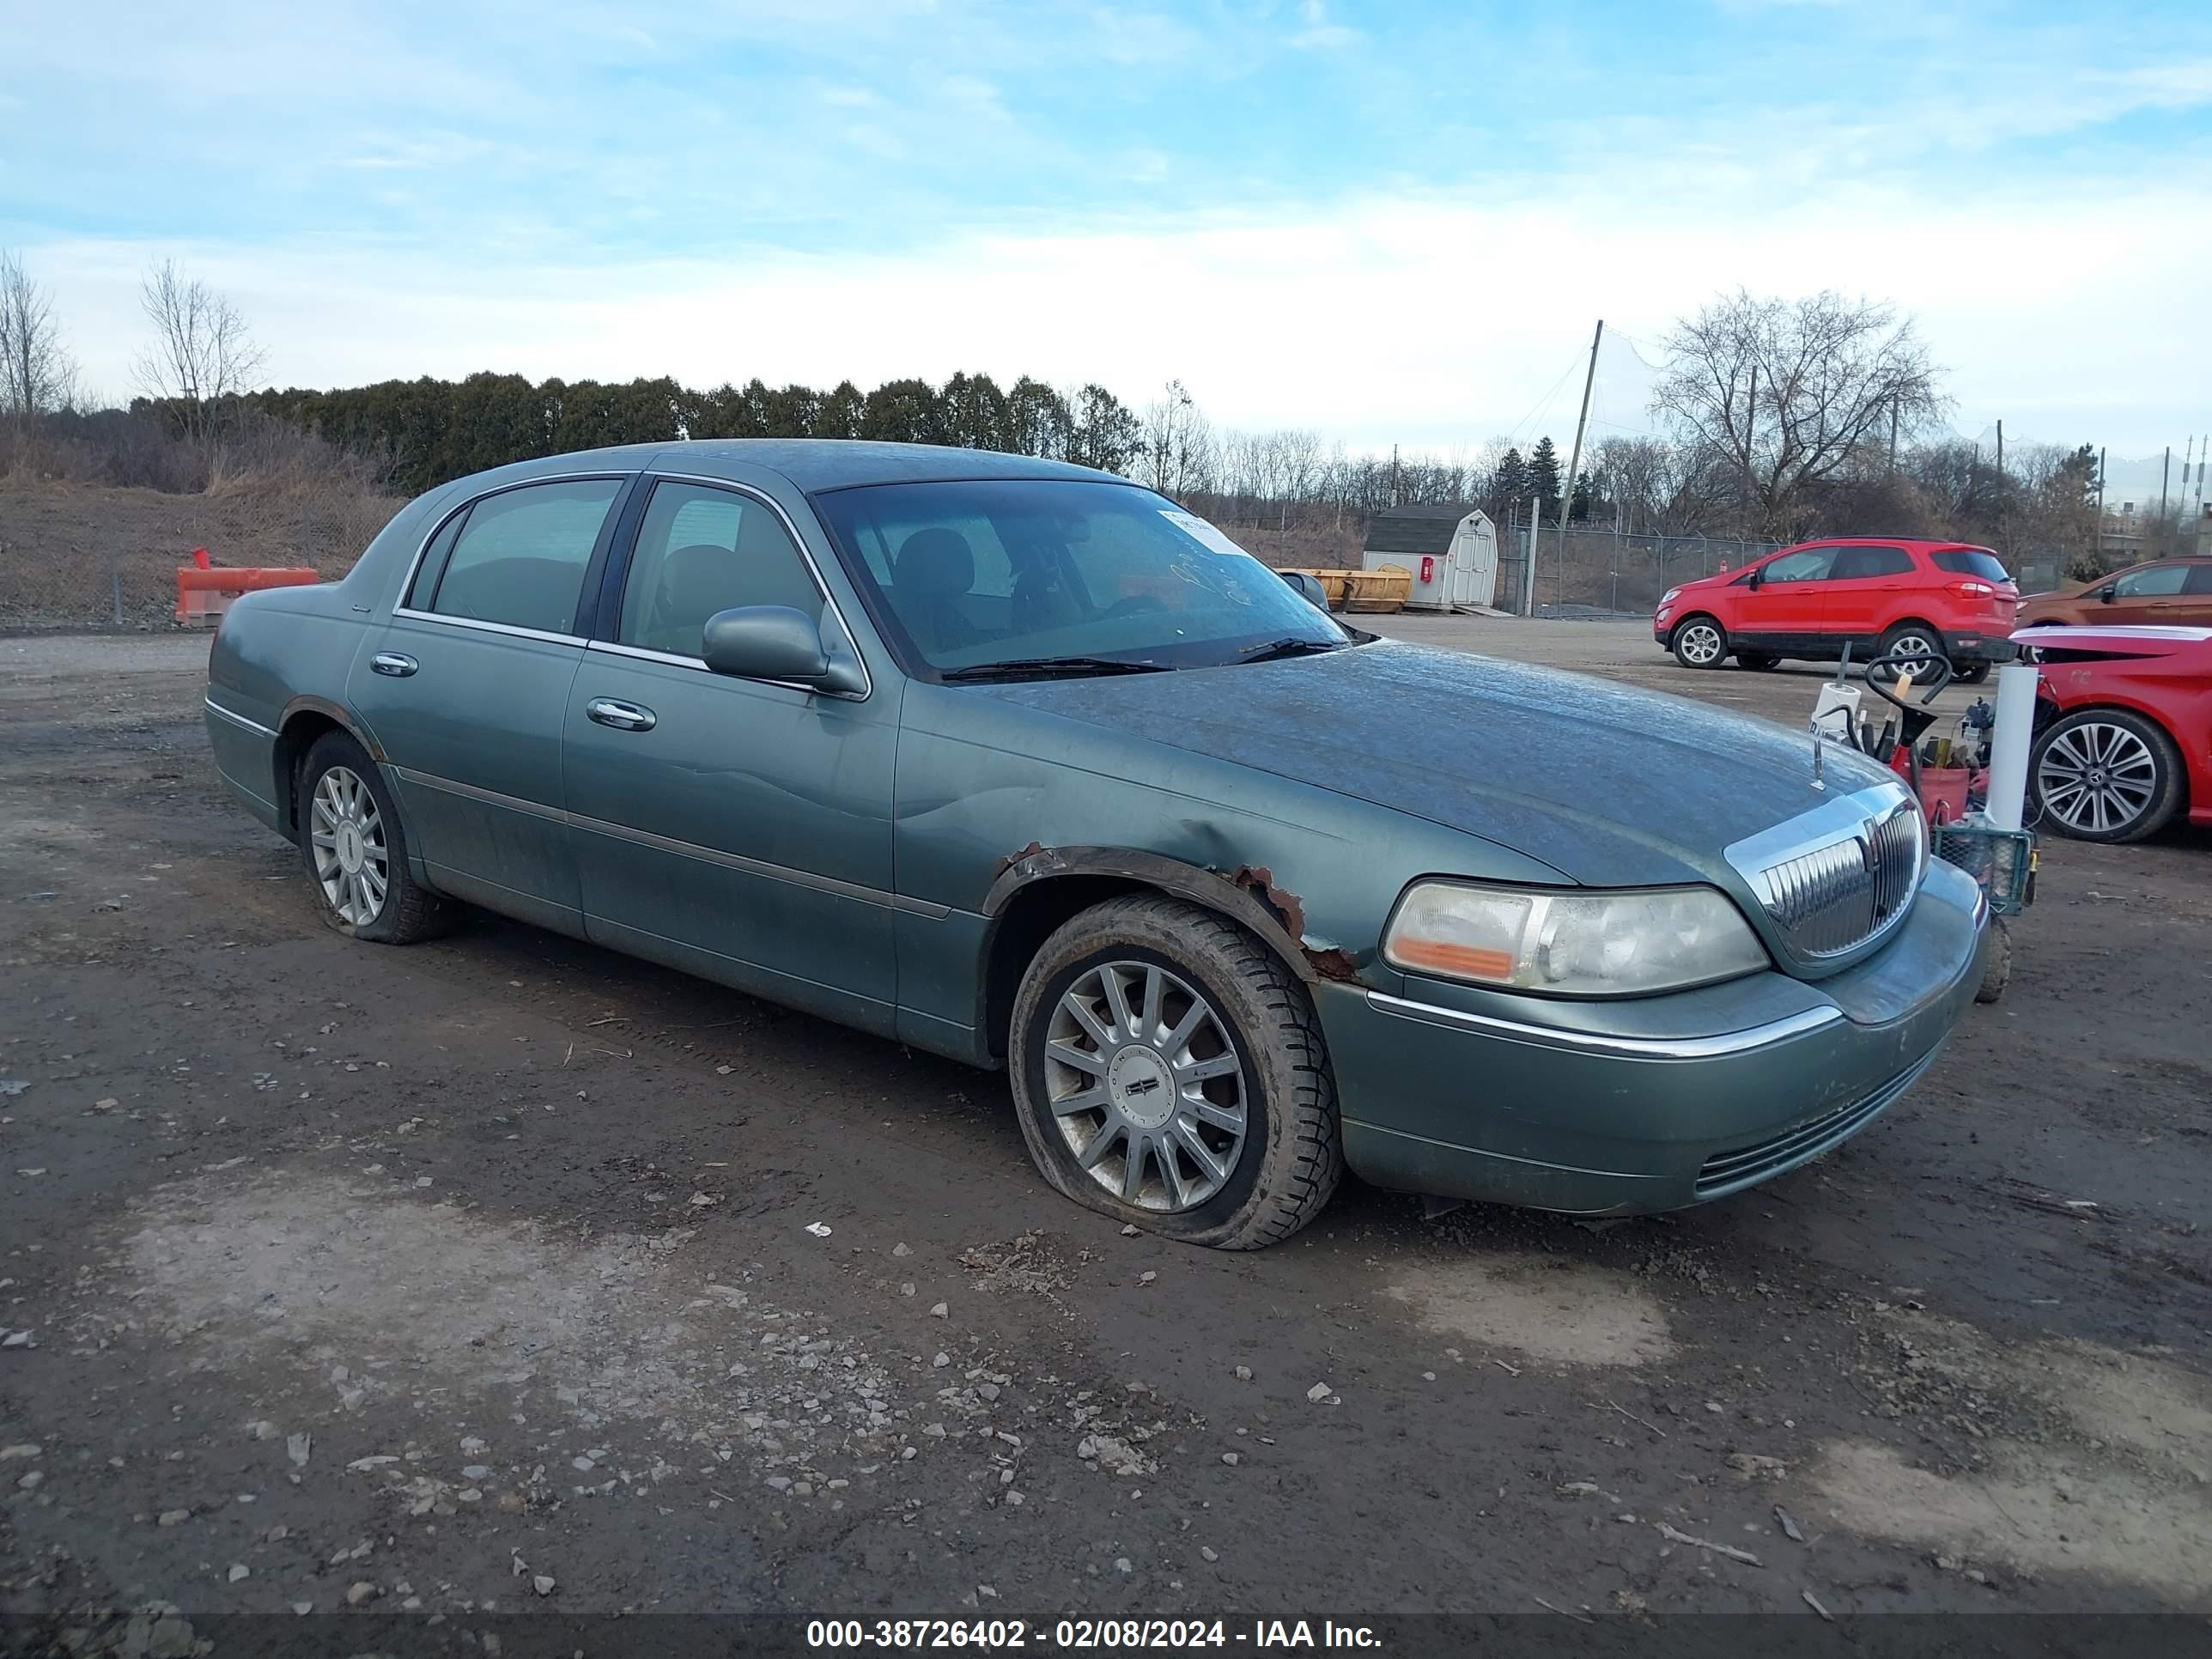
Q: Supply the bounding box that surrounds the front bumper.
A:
[1318,860,1990,1214]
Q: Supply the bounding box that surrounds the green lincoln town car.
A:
[204,441,1990,1249]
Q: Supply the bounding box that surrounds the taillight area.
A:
[1948,580,1996,598]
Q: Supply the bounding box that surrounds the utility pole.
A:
[1996,420,2005,553]
[2095,445,2106,566]
[1889,404,1899,473]
[1390,444,1401,508]
[2160,446,2171,520]
[1556,319,1603,614]
[1744,362,1759,501]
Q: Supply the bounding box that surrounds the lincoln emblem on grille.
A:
[1722,785,1926,961]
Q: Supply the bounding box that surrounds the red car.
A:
[1655,538,2021,683]
[2020,624,2212,842]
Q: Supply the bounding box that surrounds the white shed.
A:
[1361,506,1500,611]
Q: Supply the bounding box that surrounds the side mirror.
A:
[2096,586,2117,604]
[701,606,867,696]
[1279,569,1331,610]
[1745,565,1764,588]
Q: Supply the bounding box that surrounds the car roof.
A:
[1778,537,1996,551]
[468,439,1126,495]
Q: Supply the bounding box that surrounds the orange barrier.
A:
[175,566,319,625]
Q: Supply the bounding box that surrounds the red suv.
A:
[1654,538,2021,683]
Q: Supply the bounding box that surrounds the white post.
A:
[1524,494,1540,616]
[1984,664,2039,831]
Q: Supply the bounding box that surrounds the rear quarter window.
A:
[1930,550,2011,583]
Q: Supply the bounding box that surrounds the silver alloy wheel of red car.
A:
[1673,618,1724,668]
[2035,719,2162,837]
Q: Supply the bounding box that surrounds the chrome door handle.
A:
[586,697,657,732]
[370,653,418,677]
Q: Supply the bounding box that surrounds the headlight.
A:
[1382,882,1769,997]
[1661,586,1683,605]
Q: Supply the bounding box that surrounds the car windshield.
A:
[813,479,1351,676]
[1932,549,2012,584]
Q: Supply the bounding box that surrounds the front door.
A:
[348,474,629,934]
[1731,544,1837,648]
[562,477,902,1035]
[2103,562,2203,625]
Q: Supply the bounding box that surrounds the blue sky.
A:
[5,0,2209,456]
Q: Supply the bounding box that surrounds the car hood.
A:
[975,641,1895,887]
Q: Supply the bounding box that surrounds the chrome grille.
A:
[1727,787,1926,963]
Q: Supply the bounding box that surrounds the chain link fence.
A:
[1492,522,1784,617]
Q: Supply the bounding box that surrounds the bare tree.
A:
[133,258,267,444]
[0,249,77,427]
[1139,380,1215,500]
[1650,289,1944,538]
[1591,435,1730,537]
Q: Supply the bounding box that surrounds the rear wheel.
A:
[2029,708,2185,843]
[1954,662,1991,685]
[1008,895,1341,1249]
[1670,616,1726,669]
[1873,623,1945,683]
[298,732,452,943]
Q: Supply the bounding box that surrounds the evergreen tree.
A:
[1570,470,1593,523]
[1068,383,1140,473]
[1529,435,1562,520]
[1492,447,1529,510]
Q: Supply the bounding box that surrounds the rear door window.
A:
[1829,545,1913,580]
[420,479,623,635]
[2185,565,2212,596]
[1930,549,2010,583]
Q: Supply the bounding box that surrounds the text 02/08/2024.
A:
[805,1620,1382,1649]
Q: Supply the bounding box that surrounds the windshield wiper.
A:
[939,656,1174,682]
[1235,637,1344,663]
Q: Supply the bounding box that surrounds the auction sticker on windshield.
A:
[1159,508,1254,558]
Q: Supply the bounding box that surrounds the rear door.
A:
[347,474,629,934]
[562,475,902,1035]
[2180,563,2212,625]
[1822,544,1916,651]
[1730,545,1836,647]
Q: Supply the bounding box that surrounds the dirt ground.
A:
[0,483,402,632]
[3,620,2209,1652]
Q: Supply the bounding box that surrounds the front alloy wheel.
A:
[1043,960,1248,1212]
[2031,710,2183,843]
[1010,894,1341,1249]
[1671,617,1725,669]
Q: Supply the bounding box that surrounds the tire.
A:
[1873,623,1946,683]
[1008,895,1341,1249]
[1736,652,1781,671]
[1670,615,1727,669]
[298,731,453,943]
[2029,708,2185,843]
[1974,917,2011,1005]
[1954,662,1990,685]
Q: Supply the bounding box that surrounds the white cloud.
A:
[1291,0,1360,52]
[37,170,2211,454]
